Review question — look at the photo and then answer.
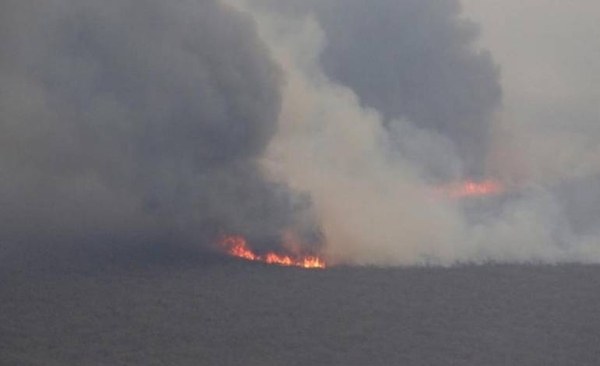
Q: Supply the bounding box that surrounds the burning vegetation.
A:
[218,235,326,269]
[218,180,503,269]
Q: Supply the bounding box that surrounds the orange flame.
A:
[218,235,326,269]
[435,179,504,199]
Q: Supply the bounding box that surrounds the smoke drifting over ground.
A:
[1,0,599,267]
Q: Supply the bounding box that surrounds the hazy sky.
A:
[462,1,600,182]
[463,0,600,113]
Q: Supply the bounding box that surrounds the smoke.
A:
[225,0,600,265]
[241,0,502,180]
[2,0,599,268]
[0,0,318,266]
[464,0,600,259]
[228,13,461,265]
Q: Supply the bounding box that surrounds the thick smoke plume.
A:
[0,0,317,266]
[244,0,502,180]
[227,0,600,265]
[2,0,599,268]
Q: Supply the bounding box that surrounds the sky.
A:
[462,0,600,184]
[1,0,599,268]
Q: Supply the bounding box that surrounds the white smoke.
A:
[228,0,600,265]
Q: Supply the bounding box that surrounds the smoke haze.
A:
[1,0,599,267]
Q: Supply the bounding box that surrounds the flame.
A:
[435,179,504,199]
[218,235,326,269]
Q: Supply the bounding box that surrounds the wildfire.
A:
[435,179,504,199]
[218,235,326,269]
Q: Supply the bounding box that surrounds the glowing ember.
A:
[435,179,503,199]
[218,235,326,269]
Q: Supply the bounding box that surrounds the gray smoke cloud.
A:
[0,0,319,267]
[224,0,600,265]
[242,0,502,179]
[2,0,599,268]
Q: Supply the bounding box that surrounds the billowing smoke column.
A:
[2,0,600,268]
[227,0,600,265]
[245,0,502,180]
[0,0,319,266]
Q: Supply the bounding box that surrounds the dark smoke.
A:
[247,0,502,179]
[0,0,315,267]
[4,0,596,268]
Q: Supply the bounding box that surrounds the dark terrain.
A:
[2,259,600,365]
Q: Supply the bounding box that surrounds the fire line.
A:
[218,235,326,269]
